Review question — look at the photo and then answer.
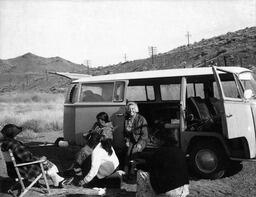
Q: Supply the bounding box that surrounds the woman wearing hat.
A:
[0,124,72,188]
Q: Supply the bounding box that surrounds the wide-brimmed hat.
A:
[0,124,23,139]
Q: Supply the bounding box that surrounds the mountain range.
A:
[0,26,255,93]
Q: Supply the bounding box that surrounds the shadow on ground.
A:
[0,141,136,197]
[0,176,14,194]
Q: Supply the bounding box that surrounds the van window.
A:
[187,83,205,98]
[160,84,180,100]
[146,86,155,101]
[65,84,78,103]
[217,73,242,99]
[126,85,155,101]
[80,83,114,102]
[239,72,256,95]
[213,82,220,99]
[113,81,125,102]
[127,86,147,101]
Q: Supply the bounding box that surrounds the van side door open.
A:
[212,66,256,159]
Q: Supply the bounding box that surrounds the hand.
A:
[78,179,86,187]
[132,144,142,153]
[125,141,130,147]
[135,144,142,151]
[40,156,47,161]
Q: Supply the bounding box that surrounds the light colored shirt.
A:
[84,142,119,183]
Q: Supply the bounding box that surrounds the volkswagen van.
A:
[61,66,256,179]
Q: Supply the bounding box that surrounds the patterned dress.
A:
[124,113,149,156]
[1,138,48,180]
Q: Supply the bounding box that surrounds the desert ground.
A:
[1,93,256,196]
[1,130,256,197]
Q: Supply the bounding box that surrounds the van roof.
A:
[74,66,250,83]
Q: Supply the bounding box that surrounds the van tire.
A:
[189,141,227,179]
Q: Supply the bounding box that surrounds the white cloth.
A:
[84,143,119,183]
[158,184,189,197]
[46,163,64,186]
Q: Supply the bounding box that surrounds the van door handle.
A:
[226,114,232,118]
[116,113,124,117]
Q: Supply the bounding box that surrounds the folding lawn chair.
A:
[2,149,50,197]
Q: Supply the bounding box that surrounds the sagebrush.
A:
[0,92,64,134]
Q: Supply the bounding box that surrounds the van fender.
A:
[181,131,230,157]
[181,132,230,179]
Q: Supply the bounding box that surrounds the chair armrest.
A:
[16,159,46,167]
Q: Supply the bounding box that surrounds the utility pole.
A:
[83,59,91,74]
[124,53,127,62]
[223,56,227,67]
[148,46,157,65]
[185,31,191,46]
[45,69,48,81]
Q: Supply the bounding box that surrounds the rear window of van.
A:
[79,81,125,102]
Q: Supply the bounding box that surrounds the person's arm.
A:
[83,146,102,183]
[136,115,148,151]
[124,120,131,147]
[91,122,99,131]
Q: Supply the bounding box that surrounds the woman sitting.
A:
[124,102,149,177]
[71,132,119,187]
[74,112,114,167]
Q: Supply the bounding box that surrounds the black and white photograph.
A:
[0,0,256,196]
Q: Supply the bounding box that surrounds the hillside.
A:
[0,26,255,93]
[0,53,88,93]
[94,26,256,75]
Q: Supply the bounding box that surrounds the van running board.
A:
[230,157,256,162]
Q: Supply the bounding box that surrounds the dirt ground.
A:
[1,131,256,197]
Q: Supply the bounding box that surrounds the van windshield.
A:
[238,72,256,96]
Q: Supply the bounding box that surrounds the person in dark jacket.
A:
[137,138,189,196]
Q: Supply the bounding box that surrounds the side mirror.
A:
[244,89,253,100]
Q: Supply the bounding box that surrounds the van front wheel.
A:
[189,141,227,179]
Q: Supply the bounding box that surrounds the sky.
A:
[0,0,255,67]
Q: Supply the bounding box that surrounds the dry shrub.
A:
[0,92,64,133]
[17,129,39,140]
[22,119,43,133]
[0,115,21,131]
[0,92,64,103]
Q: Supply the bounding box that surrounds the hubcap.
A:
[195,149,218,174]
